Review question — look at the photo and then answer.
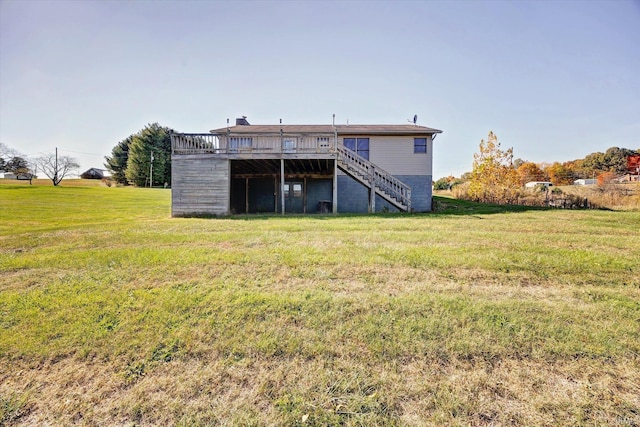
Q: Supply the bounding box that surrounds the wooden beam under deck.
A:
[231,158,334,176]
[232,173,333,179]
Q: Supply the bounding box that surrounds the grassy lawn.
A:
[1,182,639,426]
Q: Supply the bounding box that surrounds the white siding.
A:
[370,135,432,175]
[336,135,433,176]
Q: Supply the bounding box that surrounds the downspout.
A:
[281,159,285,215]
[332,114,338,213]
[280,120,285,215]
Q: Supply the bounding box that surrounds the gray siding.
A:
[400,175,433,212]
[336,175,369,213]
[337,174,432,213]
[172,155,230,216]
[306,179,333,213]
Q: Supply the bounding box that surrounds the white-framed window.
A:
[283,138,296,152]
[292,182,303,198]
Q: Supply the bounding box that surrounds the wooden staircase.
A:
[336,144,411,212]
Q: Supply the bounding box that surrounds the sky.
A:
[1,0,639,179]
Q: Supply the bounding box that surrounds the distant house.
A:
[573,179,596,185]
[3,172,36,180]
[80,168,106,179]
[525,181,553,188]
[170,117,443,216]
[613,174,639,183]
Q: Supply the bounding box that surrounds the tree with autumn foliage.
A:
[627,155,640,174]
[597,172,617,186]
[545,162,575,185]
[516,161,545,185]
[468,132,520,204]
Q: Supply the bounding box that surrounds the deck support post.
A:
[332,158,338,214]
[369,165,376,213]
[245,177,249,214]
[280,158,285,215]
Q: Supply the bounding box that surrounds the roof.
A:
[210,123,443,136]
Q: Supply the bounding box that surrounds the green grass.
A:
[1,182,639,425]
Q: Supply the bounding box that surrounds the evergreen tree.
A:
[104,136,133,185]
[125,123,173,187]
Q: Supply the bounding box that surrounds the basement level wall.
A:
[172,155,230,216]
[337,174,433,213]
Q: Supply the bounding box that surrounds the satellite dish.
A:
[413,114,418,125]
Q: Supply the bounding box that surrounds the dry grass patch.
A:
[3,355,638,426]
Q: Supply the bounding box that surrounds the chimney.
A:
[235,116,250,126]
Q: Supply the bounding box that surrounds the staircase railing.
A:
[336,145,411,211]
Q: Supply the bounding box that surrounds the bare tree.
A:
[35,151,79,186]
[0,142,17,159]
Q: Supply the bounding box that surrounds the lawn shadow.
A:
[430,196,549,217]
[220,196,548,221]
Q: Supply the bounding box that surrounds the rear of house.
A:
[171,118,442,216]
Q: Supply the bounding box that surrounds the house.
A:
[573,179,596,186]
[525,181,553,189]
[80,168,106,180]
[170,117,442,216]
[3,172,36,180]
[613,174,639,183]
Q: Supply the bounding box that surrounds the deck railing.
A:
[171,133,336,155]
[171,133,220,154]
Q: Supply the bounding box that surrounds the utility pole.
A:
[149,151,154,188]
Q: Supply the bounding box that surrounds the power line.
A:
[58,148,105,157]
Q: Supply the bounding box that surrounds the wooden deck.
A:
[171,132,412,214]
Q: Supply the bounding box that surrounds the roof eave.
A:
[209,125,444,136]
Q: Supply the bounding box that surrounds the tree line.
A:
[434,132,639,206]
[2,123,173,187]
[435,134,640,193]
[104,123,173,187]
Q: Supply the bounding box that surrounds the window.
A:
[343,138,369,160]
[414,137,427,153]
[229,137,253,151]
[292,183,303,198]
[283,138,296,152]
